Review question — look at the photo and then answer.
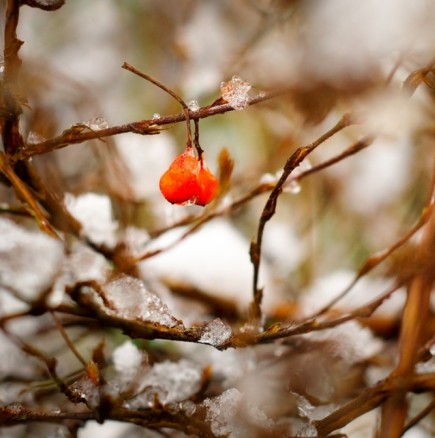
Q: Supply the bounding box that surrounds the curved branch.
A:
[249,112,354,323]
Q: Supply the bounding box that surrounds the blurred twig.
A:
[0,151,58,236]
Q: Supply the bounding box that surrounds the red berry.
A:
[196,165,219,206]
[159,149,199,205]
[159,148,219,206]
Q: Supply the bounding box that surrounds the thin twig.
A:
[51,312,88,368]
[403,397,435,434]
[0,151,58,237]
[12,88,282,162]
[249,113,354,323]
[122,62,193,147]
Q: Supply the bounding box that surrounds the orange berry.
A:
[159,148,219,206]
[159,149,200,205]
[196,165,219,206]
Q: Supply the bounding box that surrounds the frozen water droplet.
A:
[27,131,46,144]
[83,117,109,131]
[182,198,199,207]
[220,75,252,111]
[259,173,277,185]
[199,318,232,347]
[0,57,4,76]
[302,158,313,171]
[284,179,301,194]
[187,100,200,112]
[68,376,100,407]
[152,113,161,120]
[180,400,196,416]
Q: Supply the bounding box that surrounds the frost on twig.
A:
[199,318,233,347]
[220,75,252,110]
[82,117,109,132]
[101,275,183,328]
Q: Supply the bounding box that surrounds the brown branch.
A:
[3,0,22,84]
[403,397,435,434]
[0,151,58,237]
[1,326,77,402]
[1,0,25,155]
[0,405,214,437]
[249,112,354,323]
[20,0,65,11]
[313,373,435,436]
[379,211,435,436]
[51,312,88,368]
[310,151,435,318]
[62,279,400,351]
[122,62,193,148]
[253,281,402,345]
[12,88,282,162]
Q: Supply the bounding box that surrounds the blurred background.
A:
[1,0,435,436]
[15,0,434,305]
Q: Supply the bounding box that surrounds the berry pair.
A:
[159,148,218,206]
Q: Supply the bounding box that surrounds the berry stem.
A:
[122,62,193,147]
[194,119,204,164]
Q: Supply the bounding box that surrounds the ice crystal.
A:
[284,179,302,194]
[27,131,46,144]
[259,172,277,185]
[199,318,232,346]
[83,116,109,131]
[220,75,252,110]
[187,99,200,111]
[152,113,161,120]
[103,275,182,328]
[68,375,100,407]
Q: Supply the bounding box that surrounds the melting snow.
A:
[65,193,118,247]
[0,218,64,302]
[128,359,202,407]
[203,388,273,437]
[112,341,146,381]
[102,275,182,328]
[139,219,280,313]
